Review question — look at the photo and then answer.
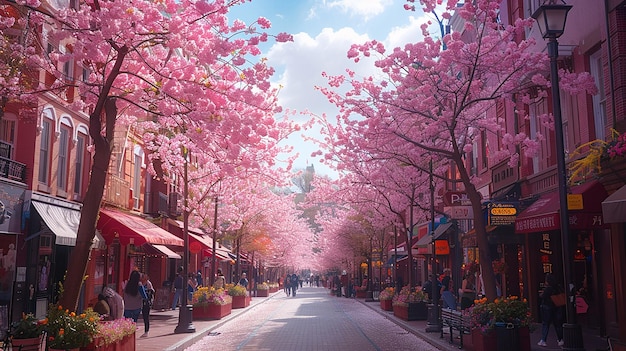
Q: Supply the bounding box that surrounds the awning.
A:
[97,208,183,246]
[32,200,105,248]
[413,222,454,248]
[602,184,626,223]
[146,244,181,259]
[385,254,408,267]
[515,181,608,234]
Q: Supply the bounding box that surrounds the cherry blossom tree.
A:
[314,0,595,300]
[2,0,292,309]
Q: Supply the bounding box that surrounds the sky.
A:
[228,0,437,178]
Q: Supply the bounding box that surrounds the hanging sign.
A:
[488,202,518,226]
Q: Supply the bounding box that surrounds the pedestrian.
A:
[284,274,291,296]
[290,273,299,297]
[440,268,457,310]
[140,273,154,338]
[196,270,203,287]
[537,273,565,347]
[171,266,184,310]
[102,286,124,320]
[238,272,249,289]
[213,268,226,289]
[93,293,110,320]
[460,272,476,310]
[187,273,198,302]
[123,270,147,322]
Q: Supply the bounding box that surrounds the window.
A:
[481,129,488,169]
[589,51,607,141]
[60,45,74,81]
[132,147,143,209]
[74,132,87,195]
[471,141,478,175]
[38,110,54,184]
[57,126,70,191]
[529,108,539,174]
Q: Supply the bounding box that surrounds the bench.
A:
[440,308,471,349]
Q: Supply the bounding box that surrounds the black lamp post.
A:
[426,159,441,333]
[532,2,582,350]
[174,147,195,334]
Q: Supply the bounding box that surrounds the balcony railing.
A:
[103,174,131,209]
[0,156,27,183]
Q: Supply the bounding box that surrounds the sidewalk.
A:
[353,297,610,351]
[138,290,610,351]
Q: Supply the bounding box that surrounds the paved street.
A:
[134,286,611,351]
[185,286,439,351]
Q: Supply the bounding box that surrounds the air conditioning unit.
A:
[168,192,182,217]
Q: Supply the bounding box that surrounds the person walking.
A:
[440,268,457,310]
[171,266,184,310]
[290,273,299,297]
[187,272,198,302]
[140,273,154,338]
[196,270,203,287]
[460,272,476,310]
[284,274,291,296]
[537,273,565,347]
[123,270,147,322]
[238,272,249,289]
[213,268,226,289]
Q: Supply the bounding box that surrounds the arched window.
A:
[38,108,55,186]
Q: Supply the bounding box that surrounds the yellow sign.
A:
[567,194,583,210]
[490,207,517,216]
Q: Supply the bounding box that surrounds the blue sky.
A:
[228,0,435,177]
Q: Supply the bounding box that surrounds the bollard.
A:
[562,323,585,351]
[496,323,520,351]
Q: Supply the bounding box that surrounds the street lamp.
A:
[426,159,441,333]
[174,147,195,334]
[532,2,582,350]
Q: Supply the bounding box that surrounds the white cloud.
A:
[325,0,393,21]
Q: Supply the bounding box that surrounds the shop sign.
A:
[444,206,473,219]
[434,240,450,255]
[488,202,517,225]
[567,194,583,210]
[443,191,470,206]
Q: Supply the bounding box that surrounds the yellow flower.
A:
[59,328,65,335]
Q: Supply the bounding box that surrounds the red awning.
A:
[166,219,231,259]
[97,208,184,246]
[515,181,608,234]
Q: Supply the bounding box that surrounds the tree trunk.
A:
[59,98,116,310]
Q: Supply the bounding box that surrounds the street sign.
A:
[567,194,583,210]
[488,202,517,226]
[444,206,474,219]
[443,191,471,206]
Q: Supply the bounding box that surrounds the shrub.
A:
[392,286,428,306]
[10,313,45,339]
[379,287,395,301]
[46,304,100,349]
[192,287,232,306]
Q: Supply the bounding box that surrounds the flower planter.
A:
[269,287,278,293]
[472,328,497,351]
[231,295,250,309]
[380,299,393,311]
[193,303,232,320]
[12,337,41,349]
[392,302,428,320]
[256,289,269,297]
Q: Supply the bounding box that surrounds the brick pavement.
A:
[135,287,610,351]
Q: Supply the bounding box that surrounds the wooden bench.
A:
[440,308,471,349]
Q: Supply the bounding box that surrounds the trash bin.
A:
[496,322,520,351]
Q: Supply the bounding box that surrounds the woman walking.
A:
[537,273,564,347]
[123,270,147,322]
[140,273,154,338]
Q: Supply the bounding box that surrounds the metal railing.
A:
[0,156,27,183]
[103,174,131,209]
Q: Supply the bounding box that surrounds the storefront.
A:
[0,179,25,338]
[97,207,183,296]
[515,181,608,330]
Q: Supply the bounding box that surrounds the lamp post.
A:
[532,2,582,350]
[426,159,441,333]
[174,147,195,334]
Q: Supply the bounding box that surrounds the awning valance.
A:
[413,222,454,248]
[146,244,181,259]
[32,200,105,248]
[97,208,183,246]
[602,184,626,224]
[515,181,607,234]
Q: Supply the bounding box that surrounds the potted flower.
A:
[466,296,532,351]
[10,313,45,349]
[45,304,100,351]
[86,318,136,351]
[192,287,232,319]
[492,260,507,275]
[392,286,428,320]
[256,282,269,297]
[227,284,250,309]
[378,287,394,311]
[268,282,279,293]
